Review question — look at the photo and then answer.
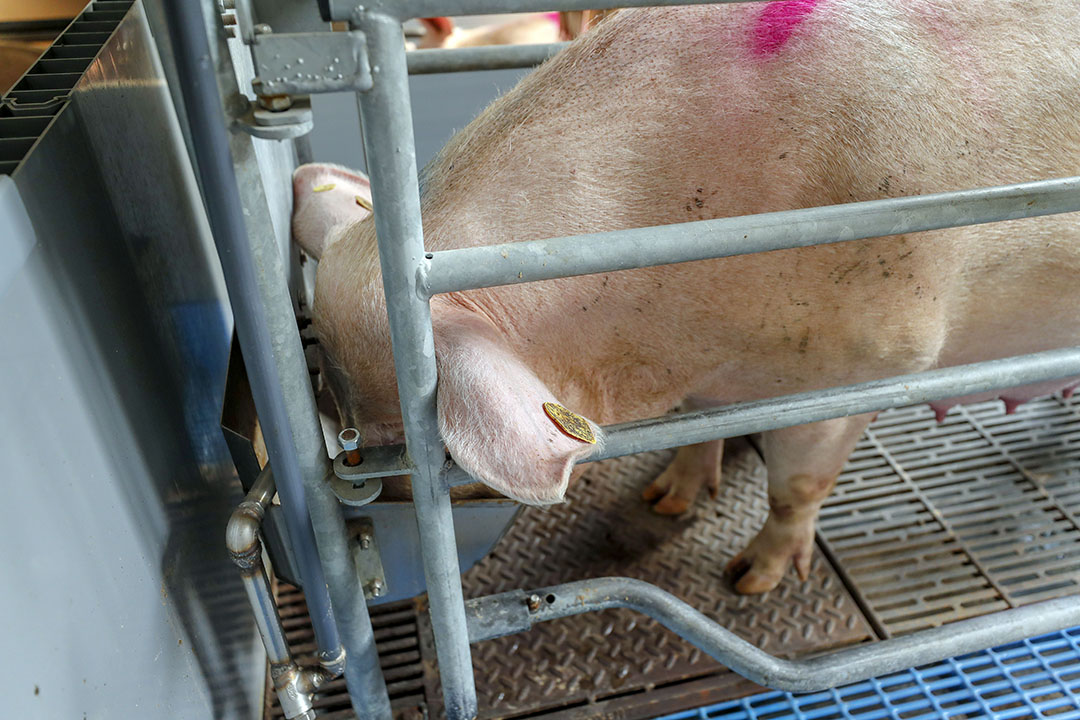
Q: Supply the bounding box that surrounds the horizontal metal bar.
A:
[406,43,567,74]
[465,577,1080,692]
[445,346,1080,486]
[422,176,1080,296]
[337,0,766,22]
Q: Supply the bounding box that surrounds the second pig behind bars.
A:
[293,0,1080,594]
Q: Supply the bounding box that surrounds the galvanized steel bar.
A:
[422,176,1080,296]
[354,11,479,719]
[444,346,1080,486]
[331,0,766,22]
[593,346,1080,460]
[162,0,390,716]
[466,577,1080,692]
[407,42,567,74]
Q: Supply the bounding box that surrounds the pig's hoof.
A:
[642,466,706,515]
[653,495,691,514]
[724,521,815,594]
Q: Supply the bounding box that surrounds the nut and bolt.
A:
[370,579,385,597]
[253,23,272,35]
[358,531,372,550]
[526,594,542,613]
[337,427,362,466]
[257,93,293,112]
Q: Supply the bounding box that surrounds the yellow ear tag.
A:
[543,402,596,444]
[355,195,373,211]
[312,183,336,192]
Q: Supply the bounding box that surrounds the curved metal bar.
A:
[466,577,1080,692]
[226,468,340,719]
[407,43,567,74]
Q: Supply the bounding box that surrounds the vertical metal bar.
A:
[161,1,391,717]
[353,11,479,719]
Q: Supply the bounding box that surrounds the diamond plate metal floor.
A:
[422,438,874,720]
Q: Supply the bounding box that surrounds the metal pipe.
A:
[334,0,767,22]
[353,11,478,719]
[466,578,1080,692]
[532,582,1080,682]
[407,42,567,74]
[445,346,1080,486]
[161,1,390,716]
[421,176,1080,296]
[227,468,336,720]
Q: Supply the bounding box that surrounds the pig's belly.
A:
[928,378,1080,422]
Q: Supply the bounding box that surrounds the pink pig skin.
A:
[295,0,1080,595]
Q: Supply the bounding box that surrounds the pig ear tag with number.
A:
[543,402,597,444]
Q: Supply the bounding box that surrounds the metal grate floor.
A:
[819,395,1080,637]
[263,583,427,719]
[265,394,1080,720]
[653,625,1080,720]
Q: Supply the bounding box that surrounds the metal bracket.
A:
[333,443,413,481]
[251,32,372,96]
[329,443,413,506]
[351,519,388,600]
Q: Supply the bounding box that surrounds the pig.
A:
[293,0,1080,595]
[416,14,562,49]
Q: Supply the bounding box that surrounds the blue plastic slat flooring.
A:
[655,626,1080,720]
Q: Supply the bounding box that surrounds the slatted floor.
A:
[265,394,1080,720]
[819,395,1080,638]
[653,626,1080,720]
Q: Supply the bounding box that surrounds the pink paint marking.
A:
[753,0,823,56]
[545,11,561,27]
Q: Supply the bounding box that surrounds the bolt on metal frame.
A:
[341,1,1080,717]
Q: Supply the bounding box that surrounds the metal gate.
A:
[160,1,1080,718]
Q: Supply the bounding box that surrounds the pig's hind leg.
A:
[726,414,873,594]
[643,395,724,514]
[643,438,724,514]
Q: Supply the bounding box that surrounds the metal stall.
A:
[153,0,1080,719]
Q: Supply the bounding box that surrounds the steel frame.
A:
[169,0,1080,718]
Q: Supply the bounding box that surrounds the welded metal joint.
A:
[227,504,266,571]
[270,659,335,720]
[227,467,275,571]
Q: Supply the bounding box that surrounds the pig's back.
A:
[415,1,1080,419]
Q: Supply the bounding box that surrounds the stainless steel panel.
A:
[2,4,263,718]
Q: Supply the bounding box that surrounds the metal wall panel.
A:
[1,4,263,718]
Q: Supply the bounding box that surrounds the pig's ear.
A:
[432,304,601,505]
[292,163,373,260]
